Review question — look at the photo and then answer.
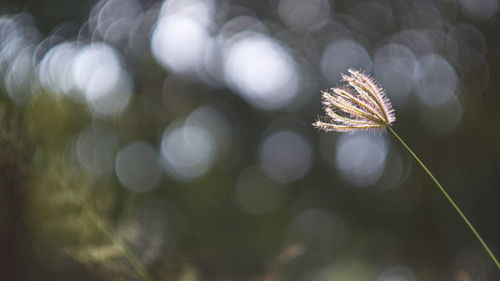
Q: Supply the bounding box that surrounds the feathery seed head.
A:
[313,69,395,133]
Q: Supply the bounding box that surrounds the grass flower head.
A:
[312,69,500,269]
[313,69,395,132]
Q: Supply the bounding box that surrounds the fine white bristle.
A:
[313,69,395,133]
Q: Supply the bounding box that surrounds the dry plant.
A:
[313,69,395,132]
[313,69,500,269]
[28,159,157,281]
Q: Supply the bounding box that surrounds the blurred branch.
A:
[75,192,157,281]
[259,244,304,281]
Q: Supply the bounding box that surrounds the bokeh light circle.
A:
[259,130,313,183]
[72,43,132,117]
[224,33,300,110]
[161,125,217,182]
[115,142,162,192]
[335,133,389,188]
[321,39,372,83]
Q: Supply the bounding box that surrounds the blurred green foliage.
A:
[0,0,500,281]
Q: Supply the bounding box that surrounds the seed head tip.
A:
[313,69,395,133]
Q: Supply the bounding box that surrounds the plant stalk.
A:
[78,196,157,281]
[388,126,500,269]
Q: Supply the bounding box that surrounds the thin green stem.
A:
[388,126,500,269]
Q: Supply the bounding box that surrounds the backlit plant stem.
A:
[77,195,157,281]
[388,126,500,269]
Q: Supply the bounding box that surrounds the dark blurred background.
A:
[0,0,499,280]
